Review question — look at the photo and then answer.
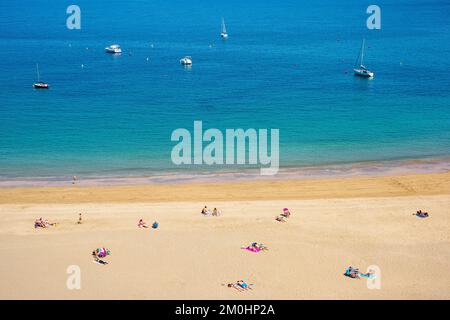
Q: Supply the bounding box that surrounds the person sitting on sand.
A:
[35,218,46,228]
[92,248,110,265]
[275,215,286,223]
[227,283,245,292]
[344,266,360,279]
[92,247,111,259]
[281,208,291,218]
[415,210,429,218]
[212,208,219,216]
[152,221,159,229]
[201,206,212,216]
[138,219,149,228]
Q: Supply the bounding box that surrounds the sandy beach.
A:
[0,172,449,299]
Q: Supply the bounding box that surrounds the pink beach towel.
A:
[242,246,262,253]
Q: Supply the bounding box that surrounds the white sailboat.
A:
[353,39,374,78]
[220,18,228,39]
[33,63,49,89]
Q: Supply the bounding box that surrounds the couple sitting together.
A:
[201,206,220,216]
[415,210,429,218]
[138,219,159,229]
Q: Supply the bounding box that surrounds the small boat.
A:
[353,39,374,78]
[220,17,228,39]
[105,44,122,54]
[33,64,49,89]
[180,56,192,65]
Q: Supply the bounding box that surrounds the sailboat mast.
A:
[222,18,226,33]
[361,39,365,67]
[36,63,40,82]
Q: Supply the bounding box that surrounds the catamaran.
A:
[33,63,49,89]
[353,39,374,78]
[220,18,228,39]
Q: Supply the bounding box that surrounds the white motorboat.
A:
[105,44,122,54]
[180,56,192,65]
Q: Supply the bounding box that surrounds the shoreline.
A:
[1,156,450,188]
[1,171,449,204]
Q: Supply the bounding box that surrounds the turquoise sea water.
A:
[0,0,449,185]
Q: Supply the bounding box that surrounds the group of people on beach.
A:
[201,206,220,216]
[34,217,57,228]
[33,205,429,289]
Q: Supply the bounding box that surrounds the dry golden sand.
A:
[0,172,449,299]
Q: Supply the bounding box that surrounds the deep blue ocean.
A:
[0,0,449,184]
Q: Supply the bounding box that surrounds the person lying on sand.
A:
[275,215,286,223]
[252,242,269,251]
[237,280,252,290]
[138,219,149,228]
[94,259,108,265]
[227,283,245,292]
[242,243,268,253]
[359,270,376,279]
[44,219,57,227]
[227,280,253,292]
